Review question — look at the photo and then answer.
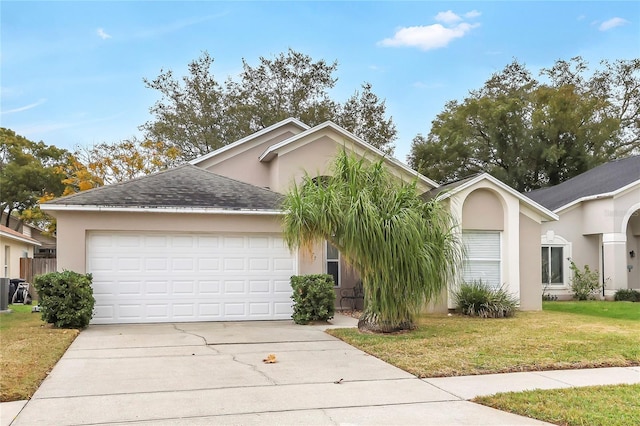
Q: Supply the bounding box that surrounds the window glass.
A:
[542,245,564,285]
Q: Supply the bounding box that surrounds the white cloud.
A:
[465,10,481,19]
[435,10,461,24]
[599,17,629,31]
[1,98,47,115]
[380,10,481,51]
[96,28,112,39]
[577,14,586,21]
[379,22,479,51]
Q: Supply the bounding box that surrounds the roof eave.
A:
[40,204,284,215]
[189,117,310,166]
[553,178,640,214]
[436,173,559,221]
[0,231,42,246]
[259,121,440,189]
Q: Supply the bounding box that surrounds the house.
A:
[527,155,640,299]
[1,224,41,279]
[1,213,57,259]
[42,118,557,324]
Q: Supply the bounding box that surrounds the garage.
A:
[87,231,297,324]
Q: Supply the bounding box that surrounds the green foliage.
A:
[409,57,639,191]
[141,50,397,160]
[0,128,68,226]
[614,289,640,302]
[569,260,601,301]
[33,271,95,328]
[452,280,518,318]
[290,274,335,324]
[282,150,463,332]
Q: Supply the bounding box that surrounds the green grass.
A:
[543,300,640,321]
[475,384,640,426]
[0,304,79,402]
[328,311,640,377]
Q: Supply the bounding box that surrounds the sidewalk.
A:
[3,366,638,425]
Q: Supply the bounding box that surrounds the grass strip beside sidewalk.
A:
[1,304,79,402]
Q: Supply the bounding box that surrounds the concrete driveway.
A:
[12,316,547,425]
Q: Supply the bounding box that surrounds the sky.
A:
[2,1,639,163]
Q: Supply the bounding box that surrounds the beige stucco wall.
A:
[53,210,299,274]
[540,185,640,296]
[519,213,542,310]
[1,237,34,278]
[450,183,522,307]
[461,189,504,230]
[198,128,299,189]
[270,135,339,192]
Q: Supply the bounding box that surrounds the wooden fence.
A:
[20,258,57,300]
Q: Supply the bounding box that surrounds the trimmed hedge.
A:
[290,274,335,324]
[33,271,95,328]
[614,289,640,302]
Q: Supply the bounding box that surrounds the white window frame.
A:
[462,230,502,289]
[325,241,340,288]
[541,232,571,289]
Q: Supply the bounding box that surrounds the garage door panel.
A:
[198,258,220,271]
[199,281,221,294]
[87,232,297,324]
[118,281,142,295]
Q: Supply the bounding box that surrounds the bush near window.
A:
[569,260,600,301]
[290,274,335,324]
[33,271,95,328]
[452,280,518,318]
[614,289,640,302]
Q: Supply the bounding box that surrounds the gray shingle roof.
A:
[526,155,640,211]
[421,174,481,200]
[45,164,284,211]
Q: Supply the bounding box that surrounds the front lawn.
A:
[543,300,640,321]
[0,304,79,402]
[475,383,640,426]
[327,310,640,377]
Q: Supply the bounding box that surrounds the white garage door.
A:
[87,232,297,324]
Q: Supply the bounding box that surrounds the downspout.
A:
[601,240,606,298]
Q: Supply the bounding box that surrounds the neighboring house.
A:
[42,118,557,324]
[1,213,57,258]
[0,224,41,279]
[527,155,640,299]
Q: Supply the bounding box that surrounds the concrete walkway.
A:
[3,315,639,425]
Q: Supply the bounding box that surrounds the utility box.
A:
[0,277,9,311]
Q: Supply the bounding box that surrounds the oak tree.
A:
[409,57,639,191]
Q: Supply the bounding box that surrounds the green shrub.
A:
[290,274,335,324]
[569,260,600,301]
[33,271,95,328]
[614,289,640,302]
[452,280,518,318]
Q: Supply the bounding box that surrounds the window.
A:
[540,232,570,287]
[326,241,340,287]
[542,246,564,286]
[462,231,501,288]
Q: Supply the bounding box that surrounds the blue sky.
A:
[2,1,638,162]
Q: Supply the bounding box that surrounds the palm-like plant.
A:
[282,150,463,332]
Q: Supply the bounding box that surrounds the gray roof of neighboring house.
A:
[526,155,640,211]
[45,164,284,210]
[421,174,481,200]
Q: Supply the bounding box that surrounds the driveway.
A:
[12,316,547,425]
